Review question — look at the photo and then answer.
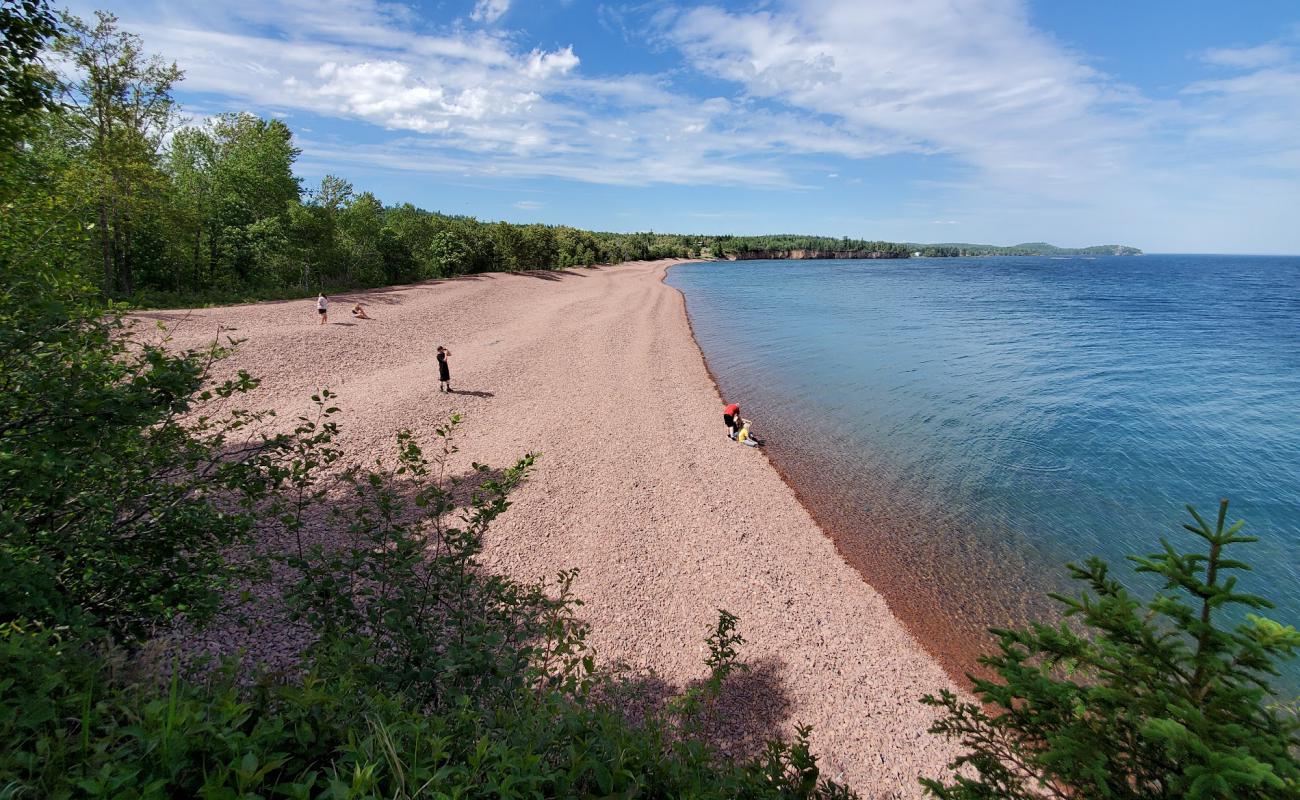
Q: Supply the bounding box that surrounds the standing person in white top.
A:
[316,293,328,325]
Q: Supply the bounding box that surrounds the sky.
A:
[67,0,1300,253]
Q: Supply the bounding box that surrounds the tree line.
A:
[911,242,1143,257]
[707,234,913,258]
[24,11,707,303]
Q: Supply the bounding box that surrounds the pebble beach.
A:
[141,259,967,796]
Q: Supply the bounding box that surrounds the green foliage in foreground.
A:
[0,405,854,799]
[0,411,852,799]
[2,624,842,799]
[921,501,1300,799]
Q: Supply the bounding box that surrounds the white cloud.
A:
[471,0,510,24]
[523,46,579,79]
[653,0,1300,251]
[513,200,542,209]
[664,0,1144,195]
[91,0,920,189]
[1201,44,1291,69]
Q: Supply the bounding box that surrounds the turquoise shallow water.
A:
[668,254,1300,688]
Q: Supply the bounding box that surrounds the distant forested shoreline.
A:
[709,237,1141,261]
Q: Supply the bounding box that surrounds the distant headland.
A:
[709,236,1142,261]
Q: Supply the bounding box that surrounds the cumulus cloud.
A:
[523,46,579,79]
[471,0,510,24]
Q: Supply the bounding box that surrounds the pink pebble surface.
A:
[139,260,968,796]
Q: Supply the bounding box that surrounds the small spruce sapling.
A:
[920,500,1300,799]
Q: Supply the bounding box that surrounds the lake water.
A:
[668,254,1300,688]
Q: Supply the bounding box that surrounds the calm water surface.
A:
[668,255,1300,687]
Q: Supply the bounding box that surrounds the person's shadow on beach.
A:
[448,389,494,398]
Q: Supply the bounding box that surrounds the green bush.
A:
[0,622,851,799]
[921,501,1300,799]
[0,410,854,798]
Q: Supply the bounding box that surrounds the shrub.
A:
[0,308,283,640]
[921,500,1300,799]
[1,412,855,798]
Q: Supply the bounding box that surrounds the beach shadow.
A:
[336,273,492,307]
[518,269,587,281]
[329,322,357,327]
[172,456,538,678]
[598,657,793,762]
[700,658,794,759]
[131,310,200,324]
[448,389,494,398]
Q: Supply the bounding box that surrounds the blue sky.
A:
[70,0,1300,252]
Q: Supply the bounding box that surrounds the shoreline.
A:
[148,259,967,796]
[661,264,991,687]
[663,262,1066,689]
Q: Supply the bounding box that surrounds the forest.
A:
[911,242,1143,257]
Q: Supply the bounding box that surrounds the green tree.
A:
[306,173,353,282]
[1,7,283,639]
[519,222,557,269]
[165,113,300,289]
[428,227,471,276]
[385,202,438,278]
[166,124,216,288]
[491,219,523,271]
[921,500,1300,799]
[0,0,59,151]
[54,10,182,296]
[337,191,382,266]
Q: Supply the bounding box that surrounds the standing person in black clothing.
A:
[436,346,452,392]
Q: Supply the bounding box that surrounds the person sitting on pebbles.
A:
[736,417,763,447]
[351,303,372,320]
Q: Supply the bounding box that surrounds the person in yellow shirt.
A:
[736,419,762,447]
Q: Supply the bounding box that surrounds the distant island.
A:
[708,235,1142,261]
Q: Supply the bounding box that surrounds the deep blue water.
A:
[668,254,1300,687]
